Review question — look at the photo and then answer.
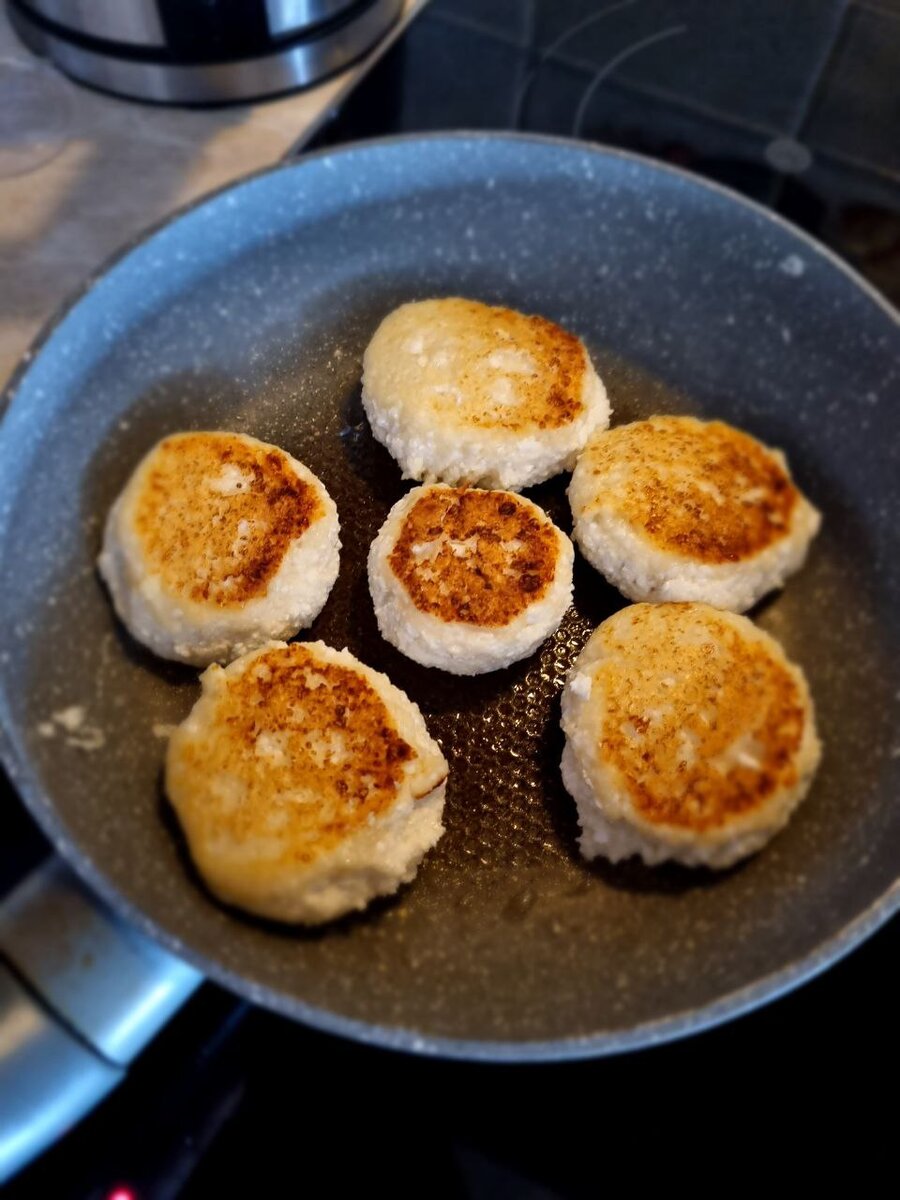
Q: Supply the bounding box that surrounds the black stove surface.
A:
[5,2,898,1196]
[311,0,900,304]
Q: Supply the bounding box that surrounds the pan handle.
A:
[0,858,201,1183]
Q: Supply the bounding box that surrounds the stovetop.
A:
[4,2,898,1195]
[310,0,900,305]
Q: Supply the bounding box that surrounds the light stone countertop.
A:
[0,1,423,390]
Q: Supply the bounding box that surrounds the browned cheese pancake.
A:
[368,484,573,674]
[561,603,821,868]
[568,416,820,611]
[99,431,340,664]
[166,640,448,924]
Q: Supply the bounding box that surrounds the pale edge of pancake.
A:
[165,641,448,924]
[367,487,574,675]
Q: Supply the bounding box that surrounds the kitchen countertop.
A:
[0,0,423,391]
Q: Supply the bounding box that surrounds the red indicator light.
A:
[108,1188,136,1200]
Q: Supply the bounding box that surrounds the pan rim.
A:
[4,128,900,417]
[1,130,898,1061]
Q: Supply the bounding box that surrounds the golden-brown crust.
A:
[371,298,590,432]
[581,416,799,562]
[388,488,558,625]
[593,604,807,830]
[132,433,321,606]
[475,303,585,430]
[171,644,422,866]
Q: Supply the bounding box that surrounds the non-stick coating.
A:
[1,135,898,1059]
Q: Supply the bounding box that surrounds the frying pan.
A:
[1,134,898,1078]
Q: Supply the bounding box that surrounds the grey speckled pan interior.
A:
[1,134,898,1060]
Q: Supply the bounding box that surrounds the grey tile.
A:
[853,0,900,16]
[516,54,591,133]
[428,0,533,46]
[524,58,775,201]
[395,13,526,129]
[532,0,848,134]
[804,5,900,176]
